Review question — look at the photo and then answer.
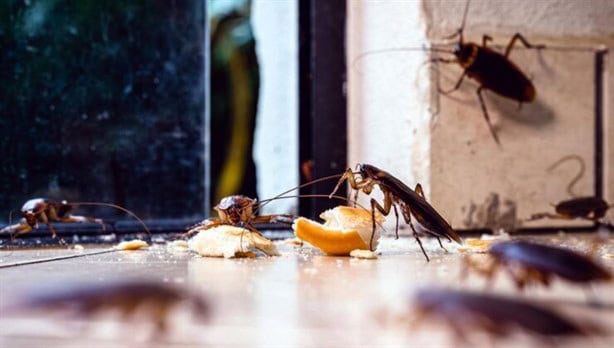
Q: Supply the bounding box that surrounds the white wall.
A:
[252,0,298,214]
[347,1,431,210]
[347,1,431,229]
[348,0,614,230]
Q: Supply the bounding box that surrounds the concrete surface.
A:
[0,233,612,347]
[347,0,614,231]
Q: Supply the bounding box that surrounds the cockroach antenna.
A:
[546,154,585,198]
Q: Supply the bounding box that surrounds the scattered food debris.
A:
[114,239,148,251]
[284,238,304,246]
[457,233,510,253]
[293,206,384,256]
[350,249,378,259]
[188,225,279,258]
[166,240,190,252]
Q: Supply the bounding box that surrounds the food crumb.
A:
[350,249,377,259]
[457,239,494,253]
[284,238,304,246]
[115,239,148,250]
[167,240,189,252]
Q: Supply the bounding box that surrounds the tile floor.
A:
[0,232,612,348]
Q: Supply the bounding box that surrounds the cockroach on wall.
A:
[463,240,612,291]
[526,155,613,225]
[330,163,463,261]
[412,288,589,341]
[431,0,545,146]
[527,197,613,226]
[0,198,150,242]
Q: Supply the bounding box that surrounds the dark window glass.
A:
[0,1,206,223]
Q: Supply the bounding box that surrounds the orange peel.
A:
[292,206,383,256]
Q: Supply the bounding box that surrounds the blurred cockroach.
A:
[412,288,588,341]
[527,155,613,225]
[330,164,463,261]
[4,280,209,334]
[463,240,611,290]
[0,198,150,242]
[431,0,545,146]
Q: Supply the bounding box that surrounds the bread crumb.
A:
[188,225,279,258]
[115,240,148,250]
[284,238,304,246]
[350,249,377,259]
[167,240,189,252]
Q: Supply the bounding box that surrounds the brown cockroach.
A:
[412,288,588,341]
[5,280,209,334]
[182,194,297,237]
[182,173,353,238]
[463,240,611,291]
[0,198,150,242]
[527,197,613,225]
[330,163,463,261]
[432,0,544,146]
[526,154,613,225]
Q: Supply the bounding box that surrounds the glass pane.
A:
[0,1,206,223]
[210,0,298,216]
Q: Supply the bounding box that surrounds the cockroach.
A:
[0,198,150,242]
[463,240,612,290]
[330,163,463,261]
[182,194,297,237]
[527,197,612,224]
[182,173,354,238]
[526,154,613,225]
[4,280,209,334]
[412,288,588,341]
[431,0,545,145]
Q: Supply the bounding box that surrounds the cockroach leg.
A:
[407,215,430,262]
[504,33,545,58]
[368,193,393,250]
[482,34,493,47]
[412,184,423,198]
[8,224,33,240]
[476,86,501,146]
[436,68,466,95]
[392,204,400,240]
[436,238,447,252]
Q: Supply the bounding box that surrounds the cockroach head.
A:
[358,163,375,176]
[216,195,256,210]
[359,164,387,180]
[453,43,472,61]
[23,211,38,227]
